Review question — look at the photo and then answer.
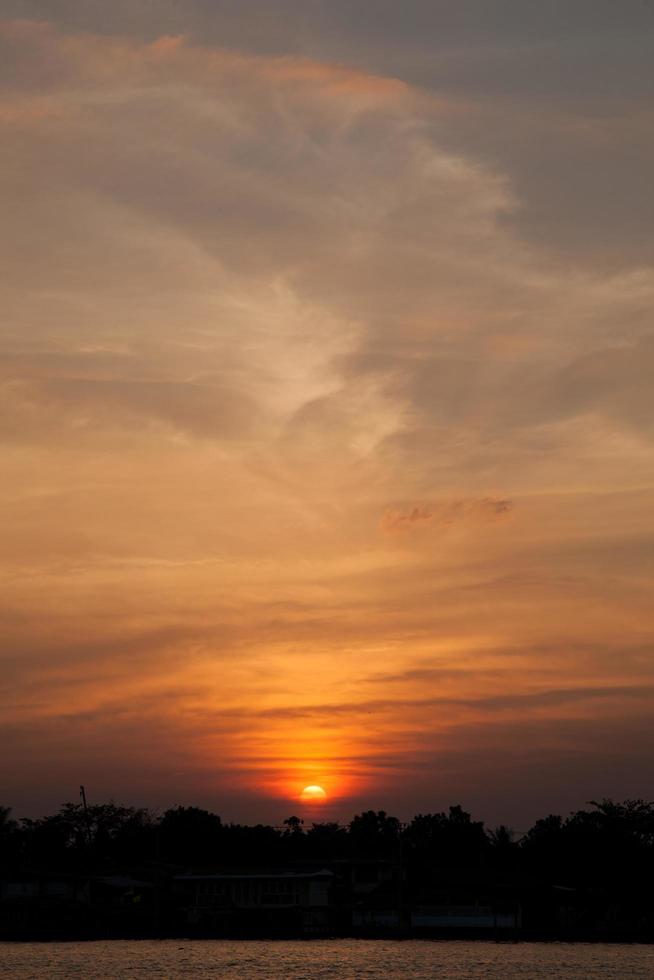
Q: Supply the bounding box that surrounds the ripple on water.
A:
[1,940,654,980]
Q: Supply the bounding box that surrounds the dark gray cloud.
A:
[4,0,652,266]
[242,683,654,721]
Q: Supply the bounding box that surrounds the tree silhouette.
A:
[283,815,304,835]
[349,810,400,856]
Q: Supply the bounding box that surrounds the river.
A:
[1,939,652,978]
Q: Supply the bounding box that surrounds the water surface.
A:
[1,939,653,979]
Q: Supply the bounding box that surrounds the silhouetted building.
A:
[176,869,334,936]
[0,872,155,939]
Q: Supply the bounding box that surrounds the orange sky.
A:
[2,10,654,825]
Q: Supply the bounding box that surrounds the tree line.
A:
[2,798,654,889]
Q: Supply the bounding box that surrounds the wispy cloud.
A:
[381,498,513,533]
[1,17,653,824]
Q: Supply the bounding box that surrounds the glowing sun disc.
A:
[300,784,327,802]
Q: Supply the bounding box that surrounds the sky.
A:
[2,1,654,828]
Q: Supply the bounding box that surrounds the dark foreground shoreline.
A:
[5,800,654,945]
[2,936,654,945]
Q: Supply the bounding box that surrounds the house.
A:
[176,869,334,936]
[0,872,157,939]
[0,872,91,939]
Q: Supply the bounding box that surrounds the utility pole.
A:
[80,785,92,848]
[397,822,408,937]
[79,785,93,909]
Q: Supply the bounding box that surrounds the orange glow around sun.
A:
[299,784,327,803]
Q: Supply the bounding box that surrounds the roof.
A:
[176,869,333,881]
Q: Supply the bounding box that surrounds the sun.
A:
[299,784,327,803]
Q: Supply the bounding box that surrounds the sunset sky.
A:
[2,1,654,827]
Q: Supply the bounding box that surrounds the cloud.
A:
[231,683,654,723]
[3,19,653,462]
[0,376,261,441]
[381,497,513,533]
[1,19,654,822]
